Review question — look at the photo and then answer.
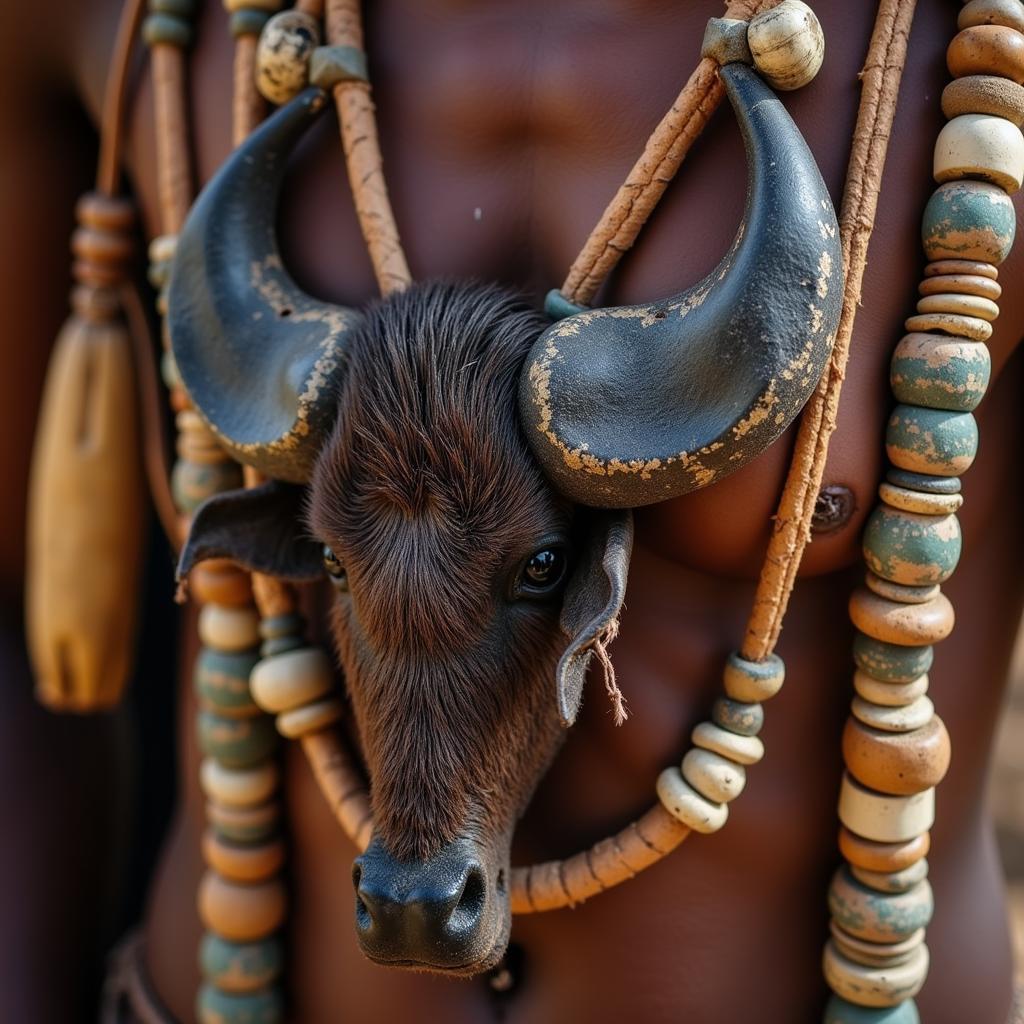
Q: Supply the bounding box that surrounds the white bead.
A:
[747,0,825,91]
[853,670,930,708]
[691,721,765,765]
[250,647,333,714]
[852,695,934,732]
[198,604,261,652]
[681,748,747,803]
[838,773,935,843]
[656,766,729,833]
[934,113,1024,193]
[256,10,321,106]
[200,758,278,808]
[822,939,929,1008]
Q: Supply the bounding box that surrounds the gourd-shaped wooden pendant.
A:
[26,192,144,711]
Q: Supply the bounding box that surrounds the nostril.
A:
[449,863,486,933]
[352,861,363,890]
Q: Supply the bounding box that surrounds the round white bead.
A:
[748,0,825,90]
[838,773,935,843]
[200,758,278,808]
[691,721,765,765]
[934,113,1024,193]
[198,604,261,652]
[681,748,747,803]
[656,766,729,833]
[250,647,334,714]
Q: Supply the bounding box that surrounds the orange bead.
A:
[202,830,286,883]
[838,827,931,873]
[849,587,955,646]
[198,872,287,941]
[190,564,253,607]
[843,716,952,796]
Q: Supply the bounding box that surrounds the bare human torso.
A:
[57,1,1024,1021]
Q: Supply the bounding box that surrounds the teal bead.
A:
[890,334,991,412]
[199,935,284,993]
[198,711,278,768]
[142,12,193,47]
[195,647,261,715]
[853,633,933,684]
[231,9,271,38]
[196,983,284,1024]
[711,697,764,736]
[886,405,978,477]
[150,0,196,17]
[260,636,305,657]
[828,868,934,943]
[172,459,244,513]
[259,614,305,641]
[921,180,1016,265]
[862,504,962,586]
[824,996,920,1024]
[885,469,961,496]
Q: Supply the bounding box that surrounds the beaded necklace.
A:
[26,1,1024,1021]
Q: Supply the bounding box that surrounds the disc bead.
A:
[828,866,934,943]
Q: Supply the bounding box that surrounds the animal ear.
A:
[177,479,324,585]
[556,509,634,728]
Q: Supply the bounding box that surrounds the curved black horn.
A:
[168,88,361,483]
[519,63,843,508]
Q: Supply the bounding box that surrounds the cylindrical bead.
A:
[722,651,785,702]
[838,774,935,843]
[843,717,951,795]
[933,113,1024,193]
[853,634,934,684]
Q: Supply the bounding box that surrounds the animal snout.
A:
[353,837,506,971]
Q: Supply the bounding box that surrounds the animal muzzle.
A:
[353,836,508,972]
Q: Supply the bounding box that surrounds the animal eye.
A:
[516,547,568,598]
[323,546,348,590]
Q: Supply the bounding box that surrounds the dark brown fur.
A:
[308,282,572,863]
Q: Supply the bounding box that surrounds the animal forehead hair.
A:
[315,280,552,527]
[310,282,562,642]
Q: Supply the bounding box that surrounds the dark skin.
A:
[4,0,1022,1021]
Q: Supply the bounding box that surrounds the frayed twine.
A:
[593,616,628,726]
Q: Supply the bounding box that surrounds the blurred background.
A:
[991,624,1024,961]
